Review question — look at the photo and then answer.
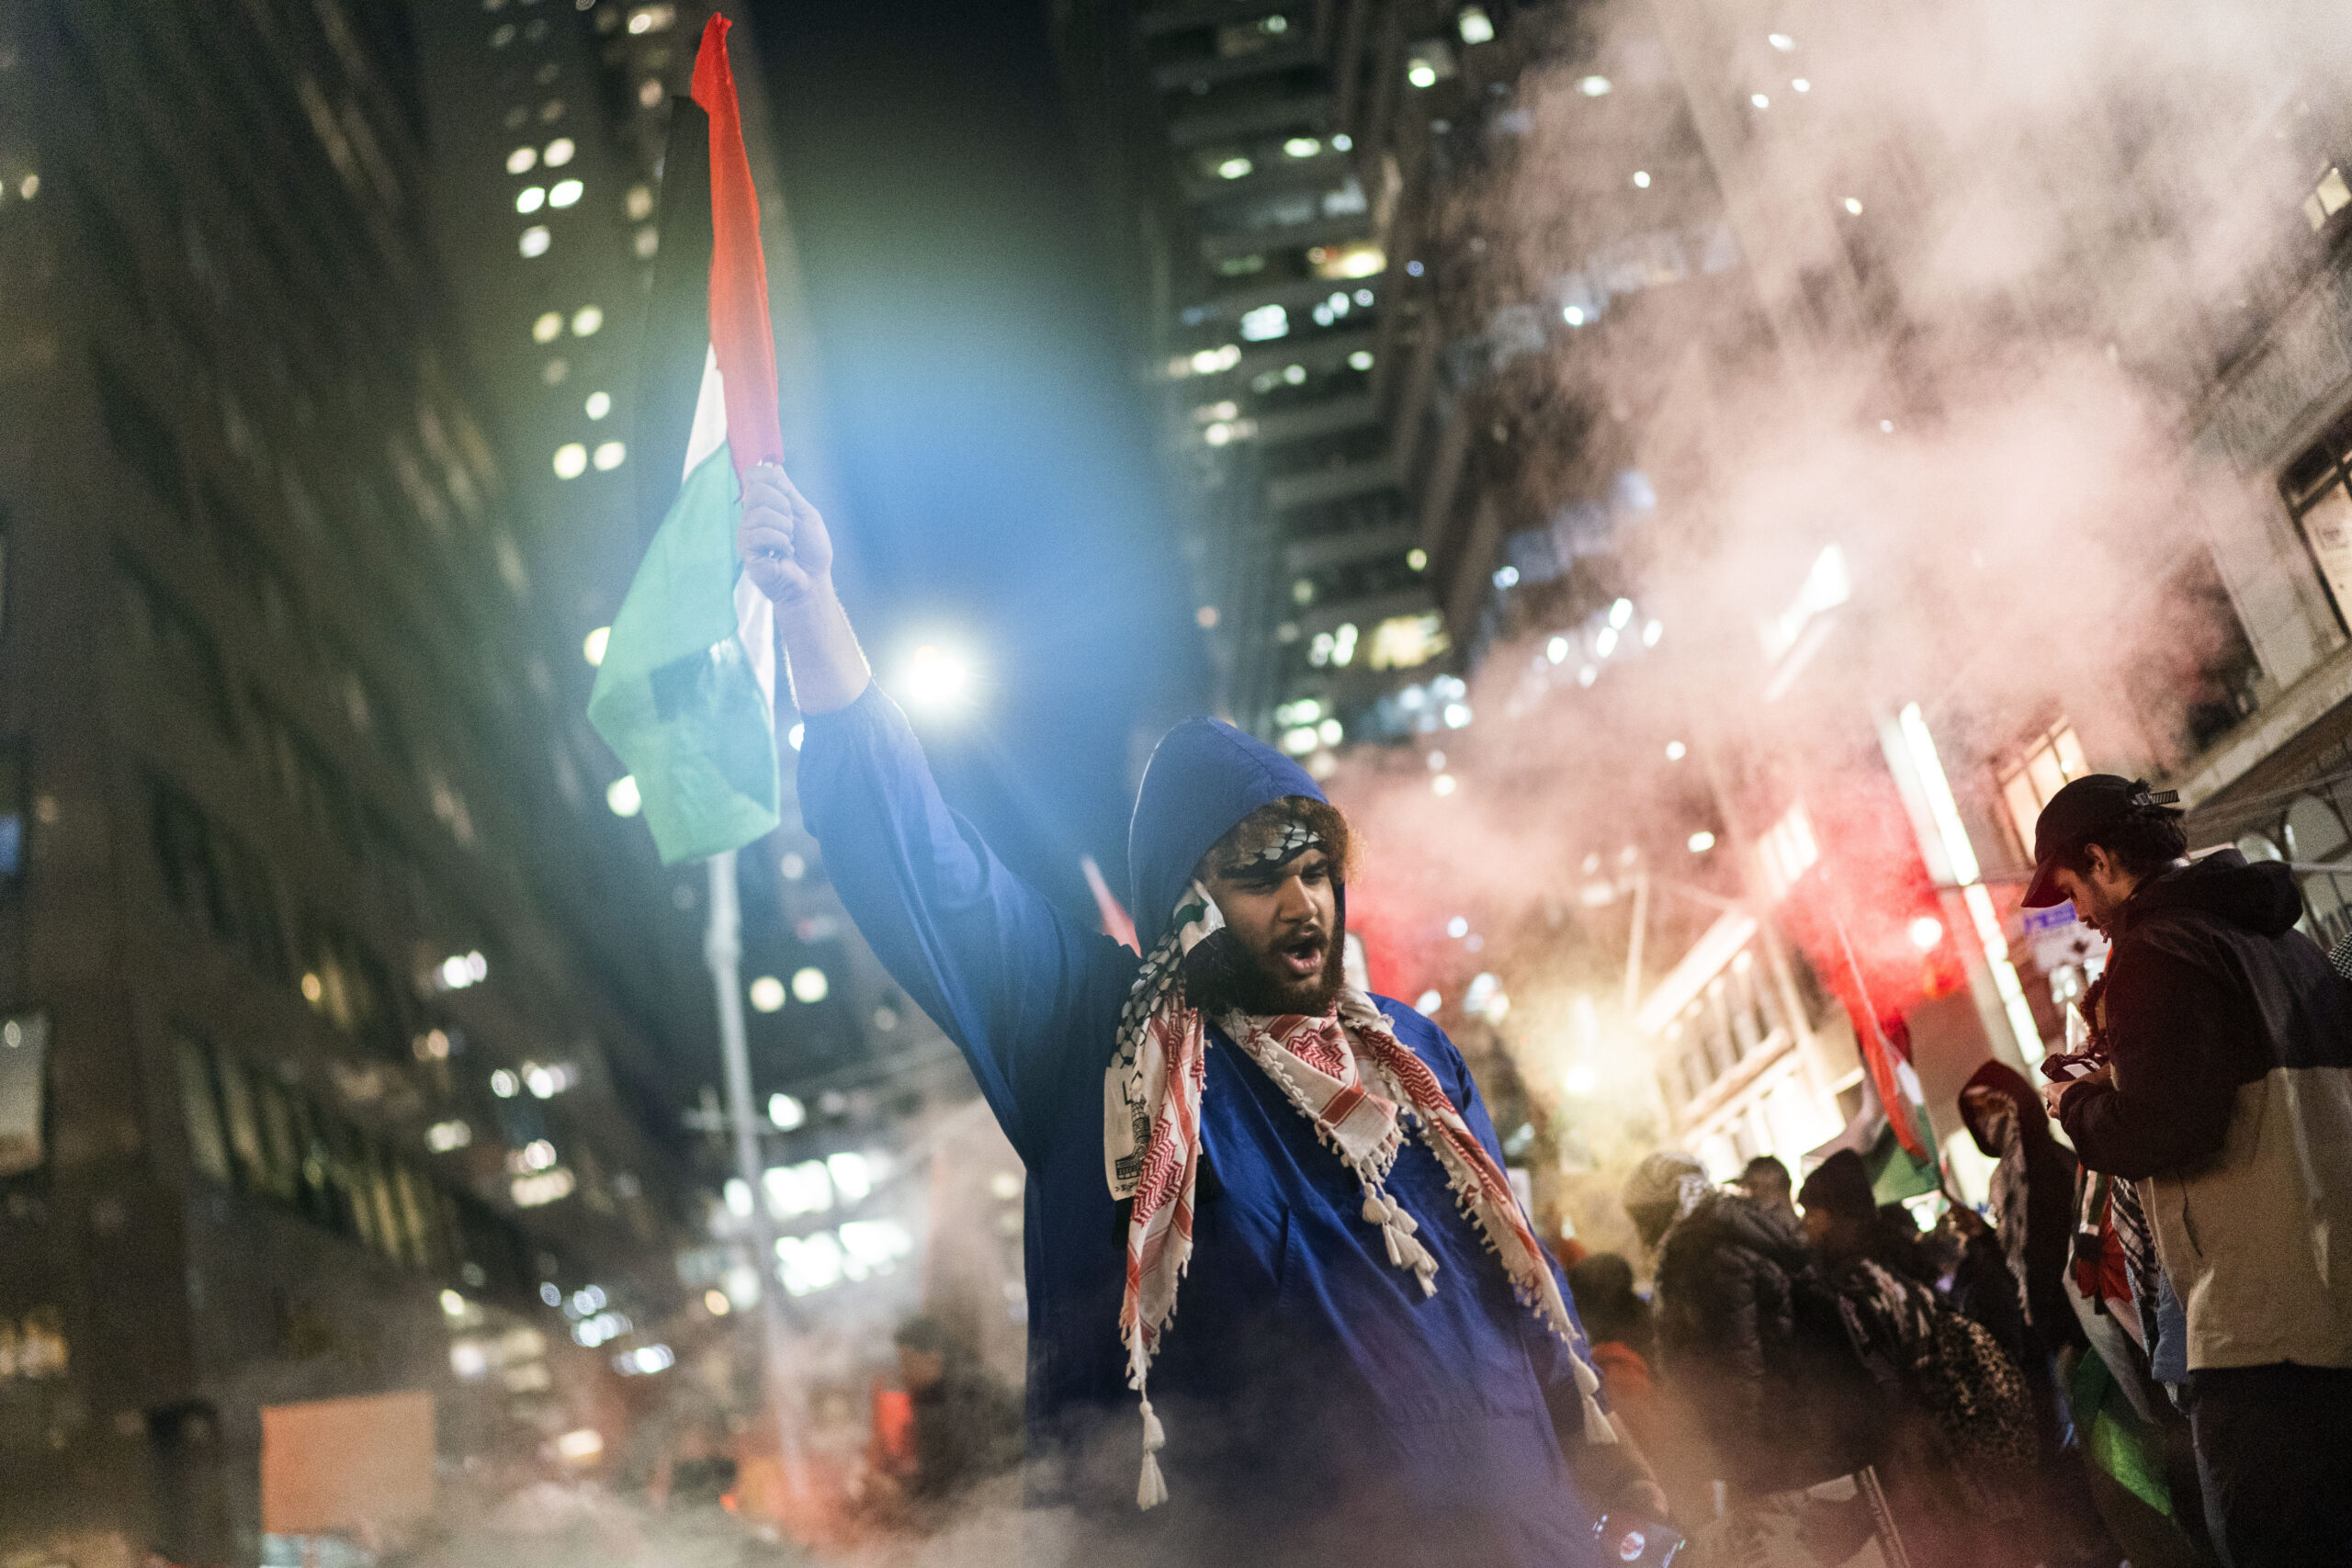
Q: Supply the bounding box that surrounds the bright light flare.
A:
[1908,915,1945,951]
[899,644,973,710]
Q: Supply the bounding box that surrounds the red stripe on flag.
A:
[689,17,782,486]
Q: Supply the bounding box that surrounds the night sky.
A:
[749,0,1211,916]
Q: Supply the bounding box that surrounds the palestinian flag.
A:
[588,16,783,865]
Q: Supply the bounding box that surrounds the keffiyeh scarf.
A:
[1102,874,1611,1509]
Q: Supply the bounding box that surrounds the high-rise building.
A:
[0,0,704,1557]
[1054,0,1555,755]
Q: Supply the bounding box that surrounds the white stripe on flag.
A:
[684,344,777,715]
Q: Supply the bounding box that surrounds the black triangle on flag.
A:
[631,95,715,547]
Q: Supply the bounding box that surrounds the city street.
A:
[4,0,2352,1564]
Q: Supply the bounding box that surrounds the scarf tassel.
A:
[1573,1350,1617,1445]
[1136,1395,1169,1509]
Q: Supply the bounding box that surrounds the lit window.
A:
[2305,166,2352,231]
[1310,241,1385,279]
[519,225,551,257]
[1996,724,2089,860]
[628,4,676,34]
[626,184,654,220]
[1217,156,1252,179]
[571,304,604,335]
[584,390,611,419]
[548,178,583,209]
[592,441,626,471]
[1367,613,1450,671]
[507,145,537,174]
[553,442,588,479]
[544,138,576,167]
[1284,137,1320,158]
[1758,800,1821,898]
[1240,304,1288,341]
[1457,6,1495,44]
[1348,350,1374,370]
[516,186,546,213]
[1408,62,1438,88]
[532,310,564,343]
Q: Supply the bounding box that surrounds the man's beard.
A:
[1180,922,1345,1019]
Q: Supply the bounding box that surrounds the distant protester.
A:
[891,1315,1021,1506]
[2028,775,2352,1566]
[1958,1060,2085,1357]
[1627,1152,1874,1498]
[1739,1153,1796,1216]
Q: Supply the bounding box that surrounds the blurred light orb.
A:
[1666,739,1687,761]
[900,644,972,710]
[544,137,576,166]
[582,626,610,666]
[705,1288,731,1315]
[1688,830,1717,852]
[1909,916,1945,951]
[519,225,550,257]
[1414,989,1442,1015]
[791,967,829,1004]
[605,774,641,817]
[553,442,587,478]
[748,976,786,1013]
[768,1093,807,1130]
[1565,1065,1599,1096]
[1431,773,1458,795]
[515,186,546,213]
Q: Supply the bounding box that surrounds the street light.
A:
[899,644,973,711]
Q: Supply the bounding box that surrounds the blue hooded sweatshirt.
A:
[799,685,1604,1566]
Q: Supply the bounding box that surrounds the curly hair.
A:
[1198,795,1357,886]
[2061,801,2188,881]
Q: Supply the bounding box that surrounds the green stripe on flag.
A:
[1863,1114,1942,1204]
[588,445,778,864]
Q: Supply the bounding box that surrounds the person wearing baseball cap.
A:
[2029,775,2352,1566]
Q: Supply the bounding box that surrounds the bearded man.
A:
[737,466,1657,1565]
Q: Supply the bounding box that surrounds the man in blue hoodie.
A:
[737,466,1656,1564]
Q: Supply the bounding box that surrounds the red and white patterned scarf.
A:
[1102,887,1611,1508]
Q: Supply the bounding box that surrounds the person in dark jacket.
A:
[1959,1061,2084,1359]
[739,465,1657,1566]
[2027,776,2352,1568]
[1626,1153,1875,1498]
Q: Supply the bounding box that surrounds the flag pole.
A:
[706,848,808,1506]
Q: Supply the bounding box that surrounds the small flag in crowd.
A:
[589,17,784,865]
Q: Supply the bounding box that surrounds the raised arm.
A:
[738,465,1136,1160]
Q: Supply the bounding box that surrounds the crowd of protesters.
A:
[1566,774,2352,1568]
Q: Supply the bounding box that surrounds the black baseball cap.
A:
[2022,774,2179,908]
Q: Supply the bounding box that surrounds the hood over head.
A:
[1127,717,1328,942]
[1959,1059,2051,1157]
[2121,849,2302,937]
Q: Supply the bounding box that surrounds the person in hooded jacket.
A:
[733,466,1660,1568]
[1959,1061,2085,1368]
[2025,775,2352,1568]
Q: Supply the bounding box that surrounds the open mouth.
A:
[1276,933,1326,978]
